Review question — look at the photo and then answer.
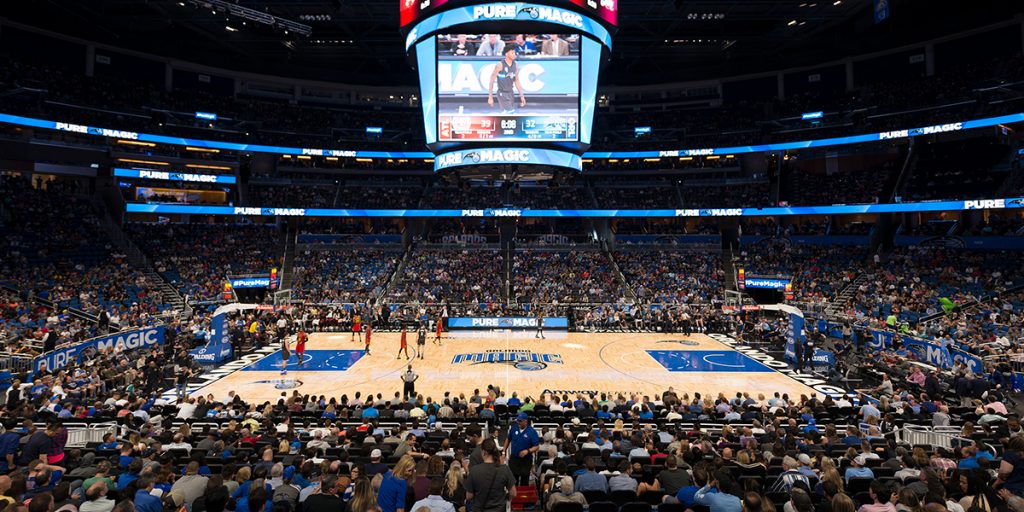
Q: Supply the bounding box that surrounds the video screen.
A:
[436,34,580,142]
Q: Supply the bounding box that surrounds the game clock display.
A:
[439,114,577,140]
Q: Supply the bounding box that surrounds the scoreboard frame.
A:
[404,0,615,172]
[400,0,618,30]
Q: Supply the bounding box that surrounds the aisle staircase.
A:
[603,242,638,302]
[377,246,413,303]
[92,196,189,317]
[824,273,869,317]
[142,268,187,315]
[279,223,298,291]
[722,247,738,291]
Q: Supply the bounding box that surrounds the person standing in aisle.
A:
[503,412,539,485]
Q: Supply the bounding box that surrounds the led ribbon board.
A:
[125,197,1024,217]
[434,147,583,171]
[113,168,237,184]
[0,112,1021,161]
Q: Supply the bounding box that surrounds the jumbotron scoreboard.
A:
[401,0,617,172]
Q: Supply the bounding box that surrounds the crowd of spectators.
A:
[0,176,170,350]
[967,216,1024,237]
[334,187,423,210]
[126,223,283,304]
[248,185,337,209]
[512,250,628,304]
[784,160,896,207]
[419,185,506,210]
[6,323,1024,512]
[614,250,723,305]
[292,250,402,305]
[903,139,1011,203]
[737,239,870,307]
[387,249,505,305]
[845,247,1020,325]
[425,219,497,244]
[901,221,957,237]
[682,184,773,209]
[593,183,681,210]
[508,185,590,210]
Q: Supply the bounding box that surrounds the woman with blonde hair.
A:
[350,477,380,512]
[820,456,837,474]
[378,455,417,512]
[820,468,845,495]
[442,460,466,511]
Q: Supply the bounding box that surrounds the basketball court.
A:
[191,331,828,404]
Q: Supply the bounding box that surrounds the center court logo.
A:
[656,339,701,346]
[252,379,304,390]
[452,350,562,371]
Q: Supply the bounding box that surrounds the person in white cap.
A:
[796,454,817,477]
[366,448,389,477]
[844,454,875,483]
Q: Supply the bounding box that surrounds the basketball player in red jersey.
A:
[434,316,444,345]
[364,323,373,355]
[351,311,362,342]
[397,326,410,360]
[295,329,308,367]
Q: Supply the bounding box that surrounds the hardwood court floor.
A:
[192,332,819,405]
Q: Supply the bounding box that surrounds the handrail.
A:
[896,425,998,456]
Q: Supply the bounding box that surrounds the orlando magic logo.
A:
[1007,198,1023,207]
[657,339,701,346]
[518,6,540,19]
[452,350,562,371]
[253,379,304,390]
[464,152,482,164]
[920,236,966,249]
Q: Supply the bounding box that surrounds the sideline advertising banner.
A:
[34,326,165,374]
[447,317,569,330]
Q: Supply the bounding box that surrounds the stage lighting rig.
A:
[186,0,312,36]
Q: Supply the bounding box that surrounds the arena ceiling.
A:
[2,0,1018,86]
